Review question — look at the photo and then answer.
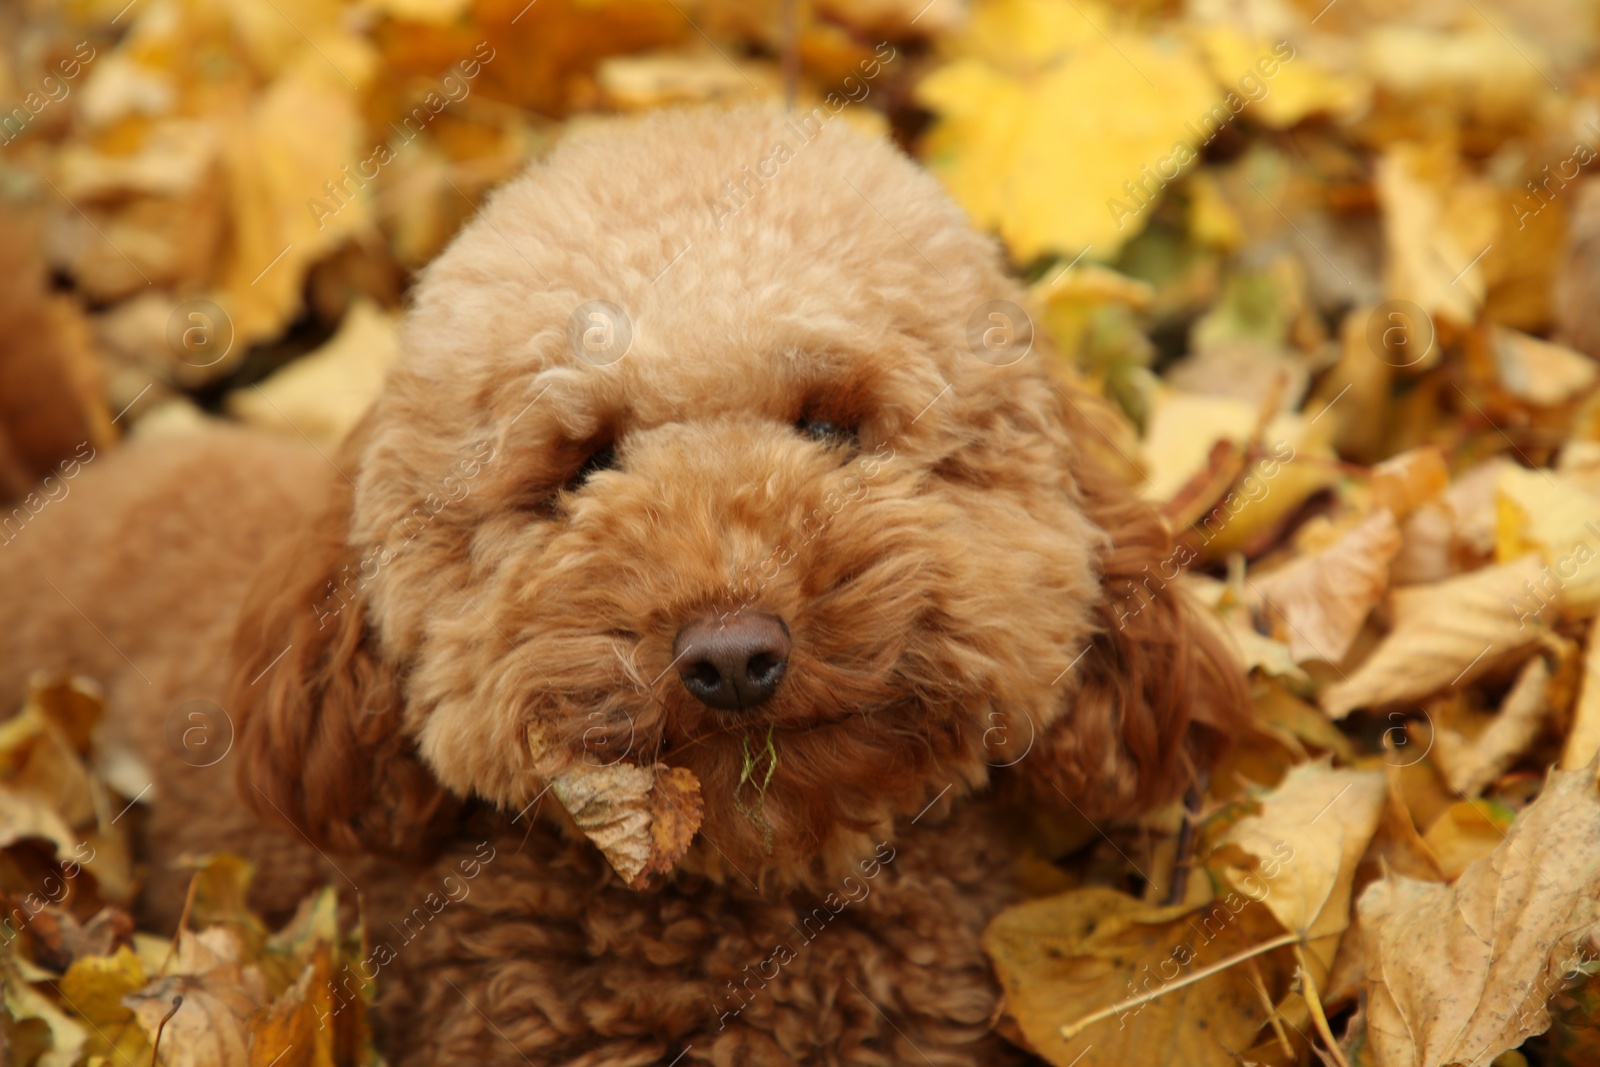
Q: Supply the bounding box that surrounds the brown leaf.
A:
[1358,761,1600,1067]
[635,765,705,889]
[1249,509,1402,665]
[544,752,704,886]
[127,975,257,1067]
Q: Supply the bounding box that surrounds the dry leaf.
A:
[1138,391,1261,503]
[1432,654,1555,796]
[985,886,1293,1067]
[1563,617,1600,768]
[1249,509,1402,664]
[545,753,705,887]
[127,975,257,1067]
[1217,761,1387,972]
[227,299,402,446]
[1372,447,1450,520]
[1488,326,1599,408]
[1322,554,1550,718]
[1496,466,1600,616]
[1358,762,1600,1067]
[1376,146,1490,329]
[1420,799,1510,881]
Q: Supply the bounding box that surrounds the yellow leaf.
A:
[916,0,1220,259]
[1431,655,1556,797]
[1496,466,1600,615]
[985,886,1293,1067]
[1321,555,1551,719]
[1194,27,1367,128]
[59,948,152,1064]
[59,947,147,1027]
[216,70,371,348]
[1421,799,1511,881]
[1185,170,1243,250]
[1139,391,1260,503]
[1377,146,1496,329]
[1218,761,1387,972]
[227,300,402,447]
[1359,763,1600,1067]
[3,955,87,1067]
[249,952,335,1067]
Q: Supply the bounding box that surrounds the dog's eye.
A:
[567,444,617,490]
[796,417,857,446]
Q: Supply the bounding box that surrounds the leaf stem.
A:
[1295,943,1353,1067]
[1059,930,1302,1040]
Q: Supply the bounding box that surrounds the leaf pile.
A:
[0,678,374,1067]
[7,0,1600,1064]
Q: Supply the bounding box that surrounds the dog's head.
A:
[229,104,1246,885]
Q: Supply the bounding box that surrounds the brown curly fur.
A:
[0,104,1247,1065]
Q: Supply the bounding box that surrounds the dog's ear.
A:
[226,463,458,856]
[1030,392,1249,821]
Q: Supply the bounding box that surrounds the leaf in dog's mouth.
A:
[532,727,703,888]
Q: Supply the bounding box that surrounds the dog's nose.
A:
[674,613,791,711]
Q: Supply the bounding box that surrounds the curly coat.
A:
[0,104,1246,1065]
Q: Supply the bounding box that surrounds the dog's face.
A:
[231,106,1243,885]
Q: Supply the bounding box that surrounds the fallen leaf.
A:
[227,299,402,446]
[1432,654,1556,797]
[58,946,151,1064]
[1194,27,1368,129]
[1420,798,1511,881]
[1358,761,1600,1067]
[1139,391,1262,503]
[1371,447,1450,521]
[1496,465,1600,616]
[1321,554,1550,718]
[1486,326,1599,408]
[916,0,1221,259]
[1248,509,1402,664]
[985,885,1293,1067]
[1376,146,1491,330]
[2,954,87,1067]
[127,975,256,1067]
[1564,618,1600,768]
[1217,761,1387,972]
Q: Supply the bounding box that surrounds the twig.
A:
[158,872,200,976]
[1164,784,1204,906]
[1059,930,1302,1039]
[1295,943,1352,1067]
[151,994,183,1065]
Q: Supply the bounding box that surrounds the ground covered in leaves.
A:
[6,0,1600,1065]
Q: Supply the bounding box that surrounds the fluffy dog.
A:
[0,104,1247,1064]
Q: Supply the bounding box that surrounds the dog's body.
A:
[1,105,1246,1064]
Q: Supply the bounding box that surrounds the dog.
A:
[0,103,1247,1064]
